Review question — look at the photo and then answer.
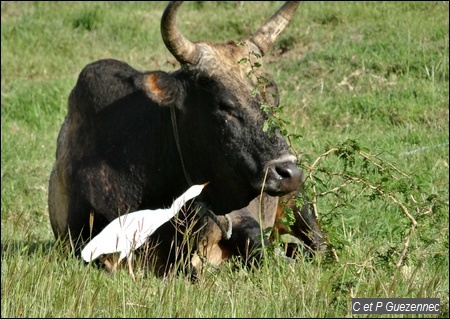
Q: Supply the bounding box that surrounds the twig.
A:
[304,147,338,220]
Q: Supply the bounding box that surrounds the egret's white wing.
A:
[81,183,207,262]
[80,212,143,262]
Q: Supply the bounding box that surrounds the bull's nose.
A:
[274,161,302,190]
[275,162,302,183]
[264,156,303,195]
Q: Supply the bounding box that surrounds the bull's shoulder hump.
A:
[71,59,144,114]
[80,58,139,77]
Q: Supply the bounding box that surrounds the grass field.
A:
[1,1,448,317]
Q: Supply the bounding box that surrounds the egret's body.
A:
[81,183,207,276]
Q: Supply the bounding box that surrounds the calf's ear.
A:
[138,71,183,107]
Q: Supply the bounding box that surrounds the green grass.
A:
[2,1,448,317]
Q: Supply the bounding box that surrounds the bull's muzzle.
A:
[264,155,303,196]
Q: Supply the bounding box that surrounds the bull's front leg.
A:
[192,205,268,271]
[226,208,269,267]
[274,192,327,257]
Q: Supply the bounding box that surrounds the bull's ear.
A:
[138,71,183,107]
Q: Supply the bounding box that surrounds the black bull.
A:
[48,1,325,276]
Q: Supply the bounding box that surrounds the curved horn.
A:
[250,1,300,56]
[161,1,201,65]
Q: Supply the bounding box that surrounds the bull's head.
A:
[157,1,302,214]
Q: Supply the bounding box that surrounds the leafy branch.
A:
[300,139,442,271]
[236,42,292,138]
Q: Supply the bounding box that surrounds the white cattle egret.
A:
[81,183,207,278]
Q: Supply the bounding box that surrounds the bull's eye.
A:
[224,113,233,122]
[219,100,241,120]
